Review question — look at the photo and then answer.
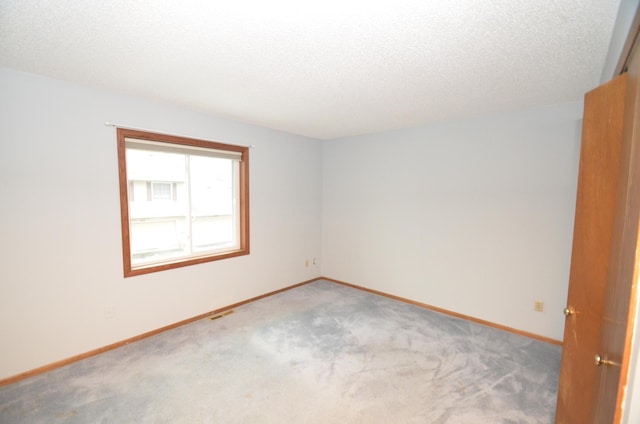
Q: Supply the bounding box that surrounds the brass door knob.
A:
[595,354,619,367]
[563,306,576,317]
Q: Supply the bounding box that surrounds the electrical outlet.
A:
[534,301,544,312]
[313,258,319,265]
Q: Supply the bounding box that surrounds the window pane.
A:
[189,156,238,252]
[126,149,189,266]
[125,148,240,267]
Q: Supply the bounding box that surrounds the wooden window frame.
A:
[117,128,250,277]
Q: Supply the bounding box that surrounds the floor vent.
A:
[209,310,234,320]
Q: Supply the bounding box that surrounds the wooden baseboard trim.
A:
[0,277,319,388]
[321,277,563,346]
[1,275,560,387]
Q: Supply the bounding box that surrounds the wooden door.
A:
[555,75,627,424]
[556,28,640,423]
[591,40,640,423]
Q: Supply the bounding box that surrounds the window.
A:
[149,182,174,201]
[117,129,249,277]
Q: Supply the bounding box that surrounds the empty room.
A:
[2,0,640,422]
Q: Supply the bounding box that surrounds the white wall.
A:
[322,102,583,341]
[0,67,323,380]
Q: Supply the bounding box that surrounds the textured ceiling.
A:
[0,0,620,139]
